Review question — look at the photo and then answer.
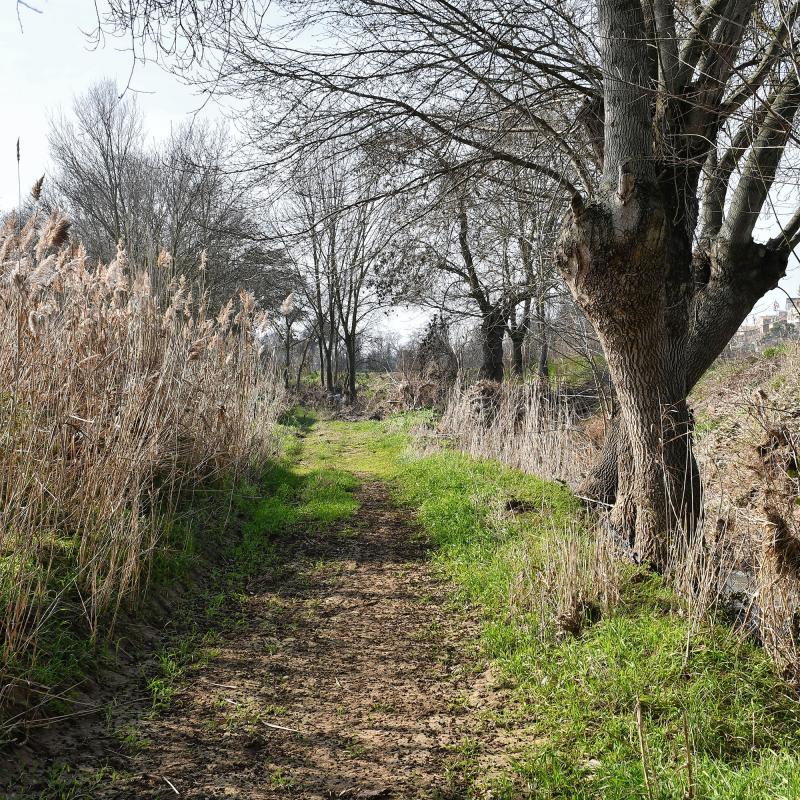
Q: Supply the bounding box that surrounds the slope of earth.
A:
[691,344,800,571]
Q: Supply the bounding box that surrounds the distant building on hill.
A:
[731,294,800,351]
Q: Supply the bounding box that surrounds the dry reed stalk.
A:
[0,210,283,731]
[509,520,621,639]
[440,378,593,488]
[683,708,694,799]
[635,697,655,800]
[691,350,800,677]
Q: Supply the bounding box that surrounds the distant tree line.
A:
[46,79,289,309]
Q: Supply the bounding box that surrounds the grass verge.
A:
[306,413,800,799]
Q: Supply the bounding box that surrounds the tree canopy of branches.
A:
[277,152,391,399]
[102,0,800,566]
[386,162,563,380]
[49,78,287,307]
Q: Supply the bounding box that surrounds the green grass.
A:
[293,413,800,799]
[2,763,122,800]
[133,428,365,719]
[762,343,788,359]
[0,497,227,736]
[548,354,607,387]
[0,404,367,747]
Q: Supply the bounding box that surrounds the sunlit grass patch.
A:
[298,469,360,523]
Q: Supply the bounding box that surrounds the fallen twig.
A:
[262,720,304,734]
[202,679,239,690]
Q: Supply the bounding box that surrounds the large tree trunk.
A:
[510,331,525,378]
[479,309,506,382]
[567,0,798,557]
[580,241,788,507]
[560,199,703,564]
[556,0,699,566]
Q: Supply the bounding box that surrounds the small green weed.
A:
[114,724,153,754]
[269,767,296,789]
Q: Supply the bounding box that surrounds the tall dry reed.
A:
[440,378,593,487]
[695,352,800,678]
[0,207,282,718]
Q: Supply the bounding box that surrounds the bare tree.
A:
[384,162,561,382]
[556,0,800,564]
[49,80,146,262]
[49,79,286,307]
[102,0,800,564]
[279,152,390,400]
[489,167,563,380]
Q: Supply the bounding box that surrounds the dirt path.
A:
[4,477,492,799]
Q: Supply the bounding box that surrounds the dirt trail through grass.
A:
[112,480,477,799]
[2,420,491,799]
[9,414,800,799]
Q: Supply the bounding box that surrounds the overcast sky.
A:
[0,2,220,210]
[0,1,796,328]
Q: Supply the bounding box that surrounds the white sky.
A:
[0,2,430,339]
[0,1,220,211]
[0,1,796,333]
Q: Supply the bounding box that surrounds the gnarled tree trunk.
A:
[559,186,700,564]
[580,240,789,508]
[575,3,800,520]
[557,0,698,566]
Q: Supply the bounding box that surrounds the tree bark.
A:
[345,333,358,401]
[317,334,326,389]
[560,197,704,564]
[579,241,789,508]
[508,297,531,379]
[556,0,700,567]
[510,331,525,378]
[295,335,312,392]
[324,343,334,394]
[537,337,549,382]
[536,296,549,380]
[479,309,506,382]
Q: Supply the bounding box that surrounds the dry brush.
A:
[0,207,282,725]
